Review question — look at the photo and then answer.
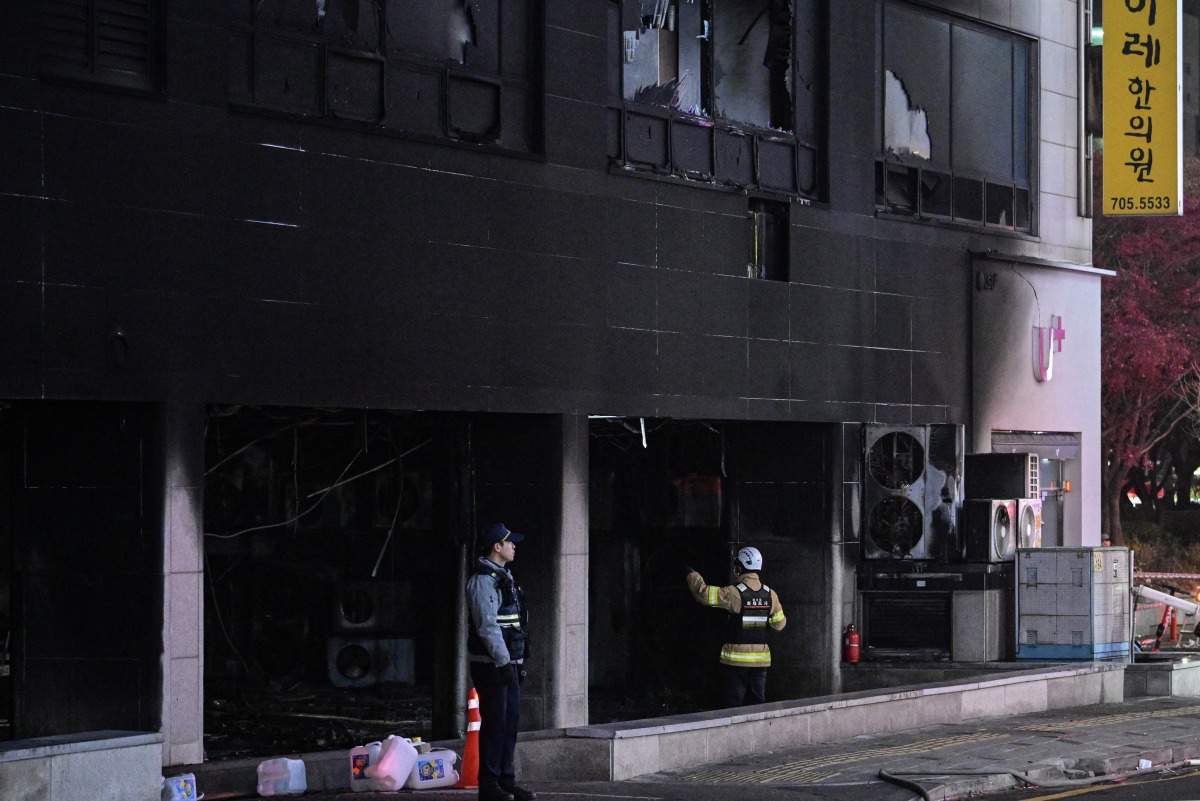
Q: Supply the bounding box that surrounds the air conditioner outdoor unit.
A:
[861,424,963,561]
[963,498,1017,562]
[327,637,415,688]
[332,580,412,634]
[1016,498,1043,549]
[965,453,1039,500]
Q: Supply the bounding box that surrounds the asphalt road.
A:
[258,777,962,801]
[285,766,1200,801]
[283,783,918,801]
[976,764,1200,801]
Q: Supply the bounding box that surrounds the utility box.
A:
[1015,547,1132,662]
[952,589,1012,662]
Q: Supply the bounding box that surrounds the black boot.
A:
[503,785,537,801]
[479,784,515,801]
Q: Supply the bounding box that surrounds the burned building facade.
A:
[0,1,1100,798]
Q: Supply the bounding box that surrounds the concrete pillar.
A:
[830,422,860,696]
[159,400,206,767]
[547,414,589,727]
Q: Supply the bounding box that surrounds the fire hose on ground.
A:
[878,758,1200,800]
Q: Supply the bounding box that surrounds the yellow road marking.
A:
[1013,769,1200,800]
[1014,703,1200,732]
[671,703,1200,786]
[677,732,1007,784]
[1013,786,1115,800]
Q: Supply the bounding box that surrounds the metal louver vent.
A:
[42,1,88,65]
[96,0,152,74]
[864,594,951,651]
[41,0,158,90]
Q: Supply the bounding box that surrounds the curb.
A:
[923,749,1200,801]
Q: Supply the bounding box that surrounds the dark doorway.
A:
[1,401,162,740]
[588,418,829,718]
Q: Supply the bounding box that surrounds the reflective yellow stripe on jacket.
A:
[719,645,772,666]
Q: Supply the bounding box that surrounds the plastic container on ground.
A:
[349,742,383,792]
[256,757,307,796]
[364,735,418,791]
[161,772,202,801]
[405,748,460,789]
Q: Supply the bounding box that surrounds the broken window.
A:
[876,2,1033,231]
[231,0,538,151]
[622,0,794,130]
[622,1,703,114]
[883,70,930,159]
[40,0,163,92]
[616,0,822,198]
[386,0,492,69]
[202,407,447,757]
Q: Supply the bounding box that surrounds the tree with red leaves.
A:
[1095,157,1200,544]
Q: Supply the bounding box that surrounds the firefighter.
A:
[686,546,786,707]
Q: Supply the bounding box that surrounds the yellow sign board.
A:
[1103,0,1183,216]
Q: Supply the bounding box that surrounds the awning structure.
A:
[969,249,1115,277]
[991,431,1080,459]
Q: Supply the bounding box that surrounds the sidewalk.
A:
[180,664,1200,800]
[220,694,1200,801]
[632,694,1200,799]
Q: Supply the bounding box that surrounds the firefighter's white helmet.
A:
[736,546,763,572]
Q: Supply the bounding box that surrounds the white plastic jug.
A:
[256,757,307,796]
[364,735,418,791]
[405,748,460,789]
[349,741,383,792]
[161,773,202,801]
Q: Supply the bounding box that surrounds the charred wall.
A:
[0,0,980,736]
[1,402,164,739]
[0,0,970,425]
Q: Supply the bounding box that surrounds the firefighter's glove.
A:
[498,663,516,686]
[683,563,696,576]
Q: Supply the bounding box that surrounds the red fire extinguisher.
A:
[843,623,860,664]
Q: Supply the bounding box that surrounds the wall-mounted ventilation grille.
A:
[41,0,159,91]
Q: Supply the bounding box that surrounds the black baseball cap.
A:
[483,523,525,545]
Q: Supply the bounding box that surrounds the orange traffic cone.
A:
[455,687,481,789]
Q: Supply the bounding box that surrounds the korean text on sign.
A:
[1102,0,1181,216]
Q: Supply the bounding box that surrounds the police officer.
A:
[686,546,787,707]
[466,523,536,801]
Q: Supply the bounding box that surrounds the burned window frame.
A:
[874,2,1035,234]
[39,0,165,94]
[229,0,542,154]
[610,0,825,200]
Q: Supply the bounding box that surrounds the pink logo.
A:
[1033,315,1066,382]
